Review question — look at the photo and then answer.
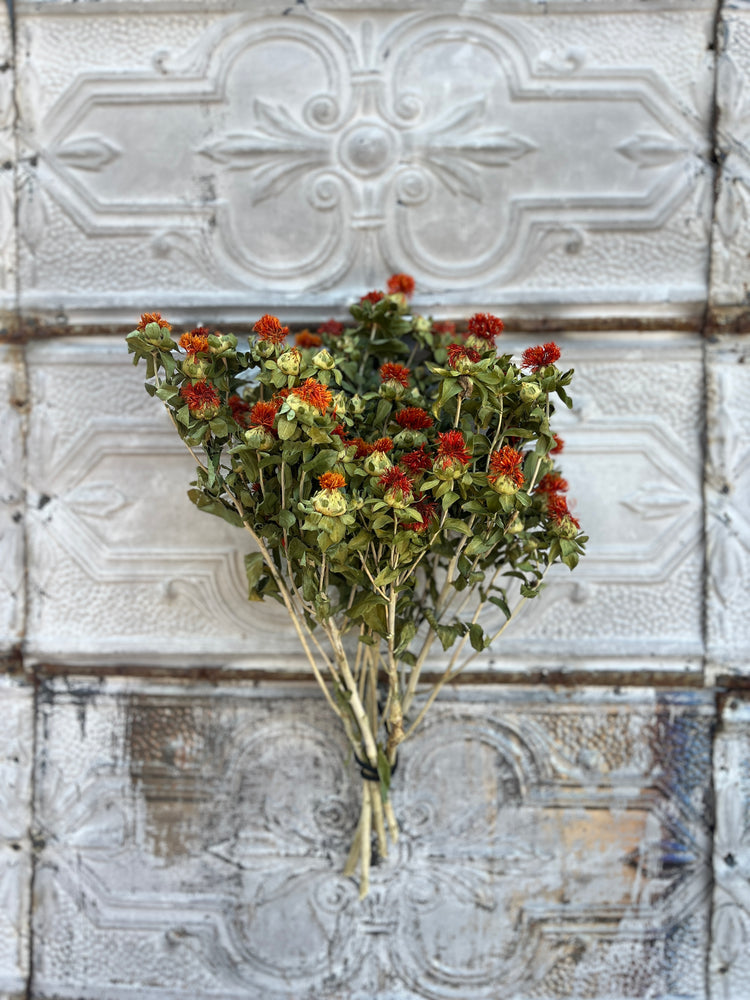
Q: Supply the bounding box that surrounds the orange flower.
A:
[536,473,568,494]
[372,437,394,453]
[229,394,251,427]
[521,342,561,373]
[379,363,411,387]
[249,399,281,431]
[317,319,345,337]
[180,380,220,418]
[350,437,374,458]
[296,331,323,348]
[401,446,433,474]
[394,407,433,430]
[437,430,471,465]
[432,320,457,336]
[488,446,524,488]
[138,312,171,332]
[361,290,384,305]
[466,313,504,344]
[179,328,210,355]
[319,471,346,490]
[447,344,481,368]
[547,493,580,529]
[291,378,332,412]
[379,467,413,497]
[387,273,415,296]
[253,314,289,344]
[405,495,438,533]
[550,434,565,455]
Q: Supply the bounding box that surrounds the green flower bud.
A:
[383,485,411,509]
[432,455,464,481]
[364,451,393,477]
[254,340,276,360]
[414,315,432,334]
[489,475,520,496]
[551,516,579,540]
[208,333,237,356]
[350,394,365,415]
[379,380,406,402]
[277,348,301,376]
[313,489,348,517]
[244,426,275,451]
[393,429,427,449]
[181,357,209,379]
[312,349,335,370]
[386,292,409,313]
[520,382,542,403]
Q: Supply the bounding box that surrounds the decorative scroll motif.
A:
[22,8,710,297]
[32,687,713,999]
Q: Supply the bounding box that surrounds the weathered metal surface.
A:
[710,3,750,309]
[31,679,712,1000]
[13,0,715,323]
[710,693,750,1000]
[0,346,26,655]
[23,333,704,672]
[0,677,32,1000]
[0,2,14,325]
[706,336,750,676]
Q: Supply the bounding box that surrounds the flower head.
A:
[401,446,433,475]
[550,434,565,455]
[521,342,561,373]
[379,363,411,388]
[466,313,504,345]
[394,407,433,430]
[319,471,346,490]
[536,473,568,494]
[318,319,345,337]
[180,380,221,419]
[296,331,323,349]
[405,495,438,533]
[379,467,414,507]
[547,493,580,536]
[350,437,373,459]
[138,312,171,332]
[254,314,289,344]
[488,446,524,494]
[179,328,210,355]
[290,379,333,412]
[249,399,281,432]
[387,273,415,297]
[432,320,457,336]
[447,343,481,369]
[372,437,394,453]
[229,394,251,427]
[437,430,471,465]
[361,290,384,305]
[330,423,348,442]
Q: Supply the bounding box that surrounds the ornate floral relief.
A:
[17,8,711,300]
[32,686,713,999]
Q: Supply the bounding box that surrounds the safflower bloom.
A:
[254,314,289,344]
[180,380,220,419]
[380,363,411,388]
[291,379,333,412]
[466,313,503,345]
[521,342,561,373]
[394,407,433,430]
[138,312,171,332]
[387,273,415,296]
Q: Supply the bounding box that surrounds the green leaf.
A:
[489,595,511,619]
[444,517,472,536]
[277,509,296,530]
[277,416,297,440]
[176,404,191,427]
[186,489,243,528]
[244,551,265,601]
[469,623,485,651]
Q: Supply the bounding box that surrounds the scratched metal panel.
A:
[710,3,750,308]
[13,0,715,324]
[0,347,26,653]
[30,679,713,1000]
[0,678,32,1000]
[706,336,750,675]
[24,333,703,669]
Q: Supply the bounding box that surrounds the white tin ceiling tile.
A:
[710,693,750,1000]
[0,677,33,999]
[14,2,714,323]
[706,337,750,673]
[31,679,713,1000]
[0,347,26,653]
[24,338,299,665]
[711,7,750,308]
[0,3,15,321]
[491,333,705,664]
[24,334,703,669]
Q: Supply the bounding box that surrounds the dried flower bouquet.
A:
[127,274,585,897]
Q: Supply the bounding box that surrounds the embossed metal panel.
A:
[31,680,713,1000]
[14,0,715,322]
[24,333,703,667]
[0,348,26,653]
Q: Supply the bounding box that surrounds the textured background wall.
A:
[1,1,750,998]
